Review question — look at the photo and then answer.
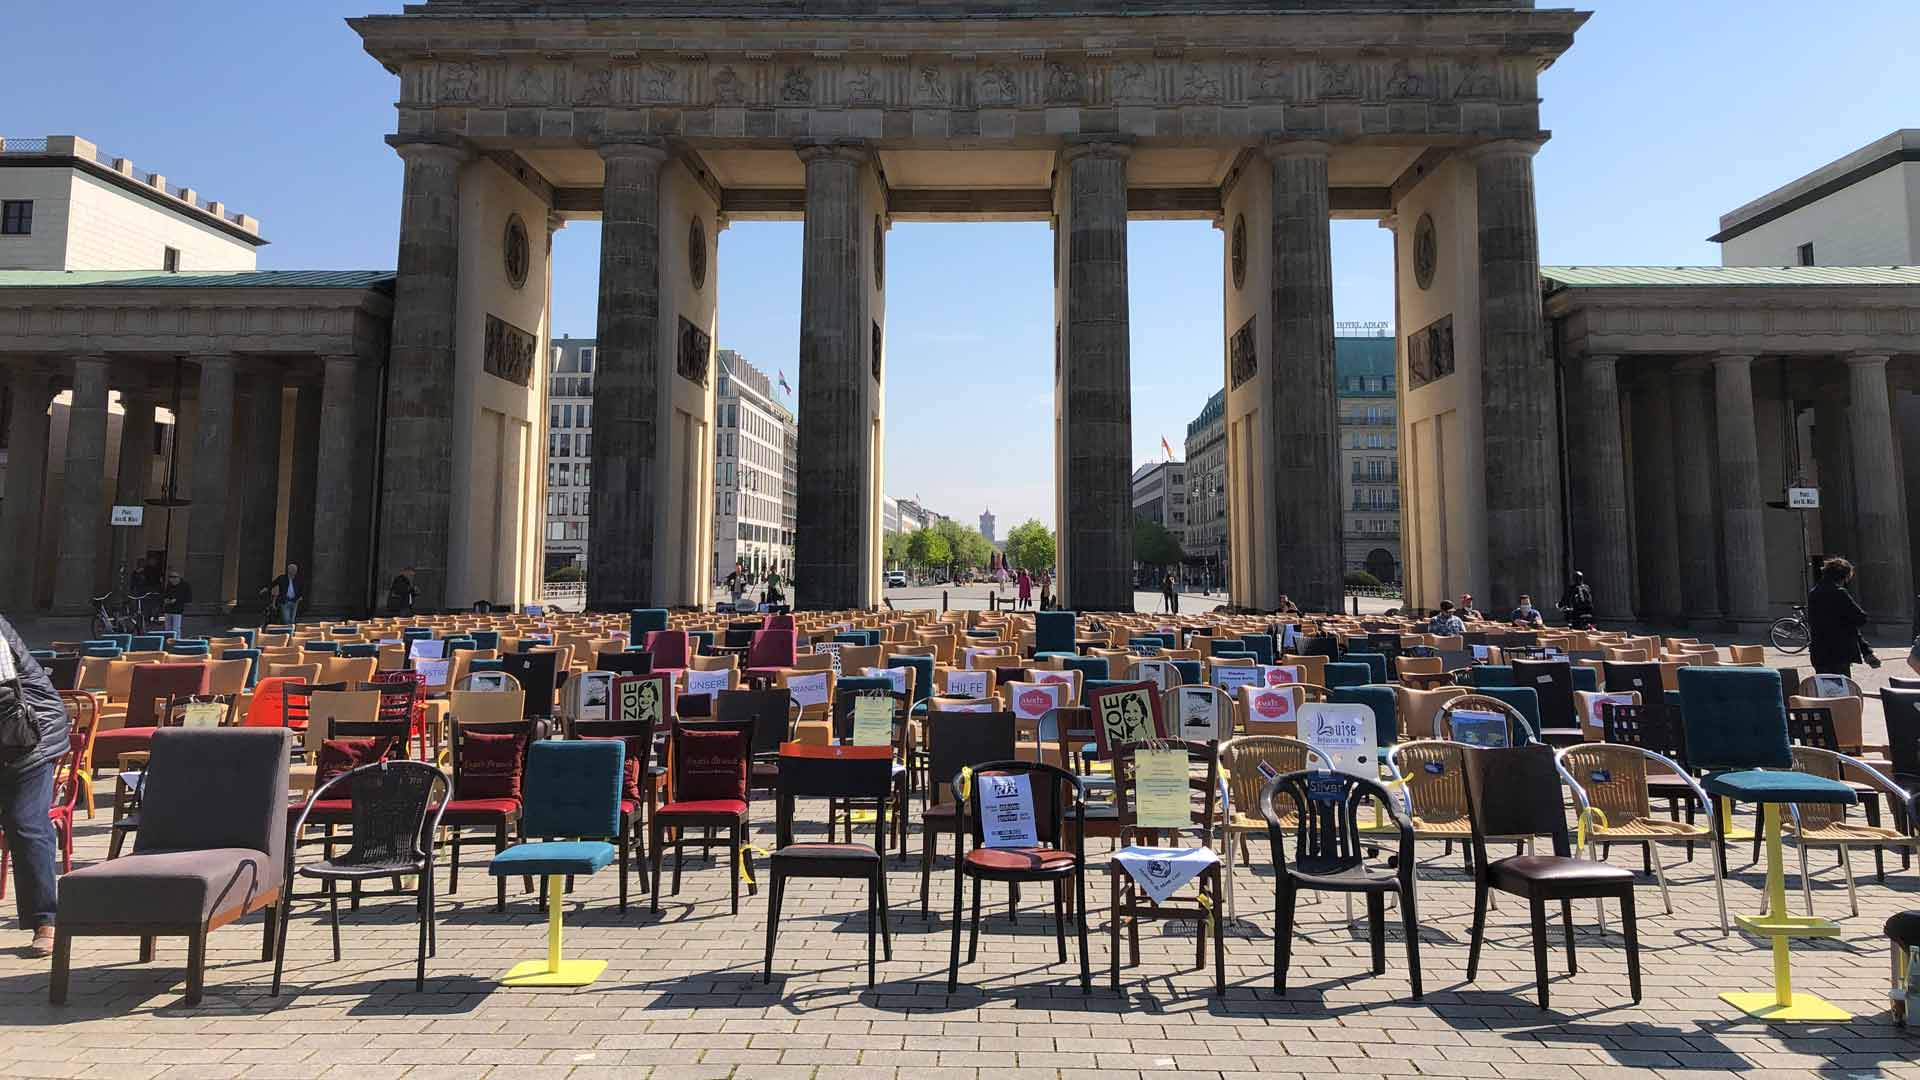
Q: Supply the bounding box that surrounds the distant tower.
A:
[979,507,996,544]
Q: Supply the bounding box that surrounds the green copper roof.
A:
[1542,265,1920,289]
[0,270,395,290]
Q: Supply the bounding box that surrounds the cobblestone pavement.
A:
[1,790,1916,1079]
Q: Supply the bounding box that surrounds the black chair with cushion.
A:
[763,743,896,986]
[1602,661,1663,697]
[274,760,449,993]
[54,728,291,1007]
[1462,743,1640,1010]
[918,710,1017,917]
[1263,769,1421,999]
[716,688,793,797]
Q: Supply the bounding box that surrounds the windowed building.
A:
[713,349,797,584]
[1183,390,1227,590]
[1338,335,1402,584]
[1130,459,1187,584]
[544,336,596,571]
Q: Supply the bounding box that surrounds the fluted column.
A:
[1576,355,1633,620]
[1846,353,1911,625]
[1715,354,1769,626]
[312,356,363,614]
[380,135,467,613]
[587,137,670,611]
[52,356,111,613]
[795,140,870,610]
[1630,370,1683,620]
[2,366,53,610]
[1056,136,1134,611]
[1472,140,1562,611]
[1266,138,1342,613]
[1813,392,1856,560]
[1671,366,1724,624]
[112,392,155,589]
[185,354,236,613]
[234,371,282,597]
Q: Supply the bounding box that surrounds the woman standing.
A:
[0,615,71,958]
[1808,556,1873,678]
[1016,569,1033,611]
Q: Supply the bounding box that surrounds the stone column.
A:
[234,371,282,597]
[286,381,322,577]
[380,135,467,613]
[185,354,236,613]
[52,356,111,613]
[2,366,52,610]
[1056,137,1134,611]
[587,137,670,611]
[1846,353,1912,625]
[795,140,871,611]
[112,392,155,589]
[1265,138,1342,613]
[1671,366,1724,625]
[1471,140,1562,611]
[1575,355,1634,620]
[1813,392,1856,559]
[1630,370,1683,620]
[1715,354,1770,627]
[312,355,362,614]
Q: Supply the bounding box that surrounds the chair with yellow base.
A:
[488,739,625,987]
[1555,742,1728,931]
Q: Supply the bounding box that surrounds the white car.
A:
[885,570,908,588]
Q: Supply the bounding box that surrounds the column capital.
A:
[1464,137,1545,162]
[596,135,670,163]
[1581,352,1621,367]
[1260,135,1331,162]
[794,137,868,166]
[385,133,472,165]
[1846,352,1892,369]
[1713,352,1757,369]
[1059,134,1134,164]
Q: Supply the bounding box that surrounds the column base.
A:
[1686,615,1727,631]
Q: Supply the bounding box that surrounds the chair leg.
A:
[632,812,649,895]
[1797,840,1814,917]
[1842,844,1859,917]
[866,875,878,989]
[1528,895,1550,1010]
[1561,898,1577,974]
[270,896,293,995]
[1649,841,1673,915]
[617,816,629,914]
[1621,888,1641,1004]
[673,823,686,895]
[1400,885,1423,1000]
[876,864,892,960]
[919,821,935,919]
[1465,882,1490,983]
[731,823,743,914]
[1211,875,1225,995]
[448,830,461,894]
[762,872,784,983]
[1367,891,1386,975]
[494,825,508,913]
[1109,870,1122,993]
[946,868,965,993]
[967,875,983,963]
[1076,867,1090,994]
[185,929,207,1008]
[1053,878,1067,963]
[49,928,71,1005]
[1710,836,1730,934]
[649,818,665,914]
[327,879,342,962]
[1223,825,1237,922]
[262,900,278,962]
[1275,880,1295,994]
[139,936,154,963]
[415,872,431,993]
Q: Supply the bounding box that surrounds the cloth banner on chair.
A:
[814,642,845,675]
[1114,846,1219,904]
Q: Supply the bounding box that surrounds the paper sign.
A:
[1449,708,1510,748]
[409,639,447,662]
[813,641,845,676]
[1010,682,1067,721]
[1095,687,1158,748]
[1262,664,1303,687]
[616,676,666,725]
[110,505,145,527]
[1133,660,1174,692]
[861,666,910,695]
[1243,686,1295,725]
[980,772,1039,849]
[1256,759,1281,783]
[1173,686,1224,741]
[1299,703,1377,779]
[1211,665,1259,693]
[683,669,732,698]
[1133,748,1191,830]
[1585,692,1634,728]
[1306,773,1346,804]
[963,647,1001,669]
[1035,670,1076,687]
[851,694,894,747]
[786,672,831,708]
[572,672,613,722]
[414,658,452,689]
[1470,645,1490,661]
[1280,624,1299,651]
[941,700,997,713]
[945,670,990,699]
[176,701,226,728]
[466,671,513,693]
[1788,486,1820,509]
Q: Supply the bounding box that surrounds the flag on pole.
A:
[778,370,792,396]
[1161,436,1174,460]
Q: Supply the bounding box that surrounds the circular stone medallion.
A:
[1413,213,1438,291]
[689,216,708,290]
[1230,214,1247,291]
[503,213,530,290]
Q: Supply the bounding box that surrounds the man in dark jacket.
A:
[387,567,418,617]
[1808,556,1872,678]
[265,563,303,626]
[0,615,71,958]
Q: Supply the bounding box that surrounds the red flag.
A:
[1160,436,1174,460]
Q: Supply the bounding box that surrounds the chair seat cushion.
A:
[59,848,274,925]
[1488,854,1634,891]
[1886,910,1920,948]
[656,798,748,818]
[965,846,1077,876]
[774,842,879,863]
[1704,769,1857,805]
[489,840,615,877]
[94,728,159,765]
[436,797,521,823]
[301,854,425,880]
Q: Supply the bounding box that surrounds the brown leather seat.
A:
[966,845,1078,877]
[1489,854,1635,891]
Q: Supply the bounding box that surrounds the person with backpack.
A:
[0,615,72,958]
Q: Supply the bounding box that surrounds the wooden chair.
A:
[1107,739,1225,994]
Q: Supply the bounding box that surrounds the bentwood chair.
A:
[946,759,1090,993]
[764,743,897,986]
[919,711,1017,917]
[1107,739,1225,994]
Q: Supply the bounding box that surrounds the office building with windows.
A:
[1338,335,1402,583]
[713,349,796,583]
[1183,390,1227,589]
[544,336,596,571]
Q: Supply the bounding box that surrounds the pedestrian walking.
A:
[265,563,303,626]
[387,567,419,617]
[1016,569,1033,611]
[0,614,71,958]
[1559,570,1595,629]
[160,571,192,635]
[1161,571,1179,615]
[1808,556,1876,678]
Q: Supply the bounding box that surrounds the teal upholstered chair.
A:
[1344,652,1390,685]
[104,634,133,651]
[1330,686,1398,745]
[221,648,262,689]
[1206,638,1246,658]
[888,654,936,712]
[471,630,501,651]
[1171,660,1203,685]
[1240,634,1276,666]
[302,640,339,655]
[166,641,210,657]
[1035,611,1077,657]
[1323,662,1371,690]
[630,609,670,639]
[1677,666,1857,1020]
[1471,686,1541,739]
[1060,655,1109,685]
[489,739,625,987]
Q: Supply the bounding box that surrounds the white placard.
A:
[1009,681,1068,722]
[1211,665,1260,693]
[1583,691,1635,729]
[110,505,145,527]
[414,658,452,689]
[571,672,613,722]
[1470,645,1491,661]
[1788,486,1820,509]
[786,672,831,708]
[813,641,845,676]
[408,639,447,662]
[945,670,990,699]
[963,647,1002,669]
[861,666,910,695]
[683,668,733,698]
[941,700,998,713]
[980,772,1039,849]
[1173,686,1225,741]
[1242,686,1297,726]
[1132,659,1174,692]
[1261,664,1303,686]
[1299,702,1377,779]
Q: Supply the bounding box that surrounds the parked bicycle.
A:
[1769,603,1811,654]
[90,592,156,639]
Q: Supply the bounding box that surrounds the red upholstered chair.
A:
[644,630,691,682]
[94,662,210,768]
[765,614,796,633]
[445,720,534,911]
[745,629,798,685]
[651,719,755,915]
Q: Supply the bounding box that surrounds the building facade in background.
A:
[713,349,796,582]
[544,336,596,571]
[1130,460,1186,567]
[1337,334,1402,583]
[1712,130,1919,268]
[1184,389,1227,590]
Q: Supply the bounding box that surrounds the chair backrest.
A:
[1219,735,1314,821]
[596,650,654,678]
[521,739,624,839]
[669,718,752,805]
[1559,743,1656,823]
[1440,693,1535,746]
[135,728,291,865]
[43,653,82,692]
[1265,770,1408,872]
[496,651,559,717]
[1390,740,1471,824]
[1785,706,1840,751]
[450,719,535,801]
[924,711,1017,808]
[1112,738,1218,846]
[715,688,794,758]
[1461,743,1572,856]
[748,629,797,670]
[570,716,658,802]
[448,686,530,727]
[1677,666,1790,772]
[1882,686,1920,781]
[774,743,894,848]
[643,629,690,669]
[126,662,211,727]
[312,760,447,867]
[960,759,1082,849]
[1603,660,1664,696]
[1599,700,1684,760]
[1511,659,1575,729]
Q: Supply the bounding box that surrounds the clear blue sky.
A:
[6,0,1916,532]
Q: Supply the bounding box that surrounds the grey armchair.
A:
[53,727,291,1007]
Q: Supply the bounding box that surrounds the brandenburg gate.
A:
[351,0,1585,614]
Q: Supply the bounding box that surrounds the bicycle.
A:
[1769,604,1811,654]
[90,592,159,639]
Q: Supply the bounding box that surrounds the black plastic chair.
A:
[274,760,449,994]
[1601,661,1663,696]
[1263,770,1421,999]
[946,759,1089,993]
[763,743,896,986]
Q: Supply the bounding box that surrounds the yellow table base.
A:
[500,874,605,988]
[1721,802,1849,1021]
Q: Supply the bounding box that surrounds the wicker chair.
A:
[1386,740,1475,867]
[1781,747,1918,917]
[1217,735,1314,920]
[1556,743,1727,930]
